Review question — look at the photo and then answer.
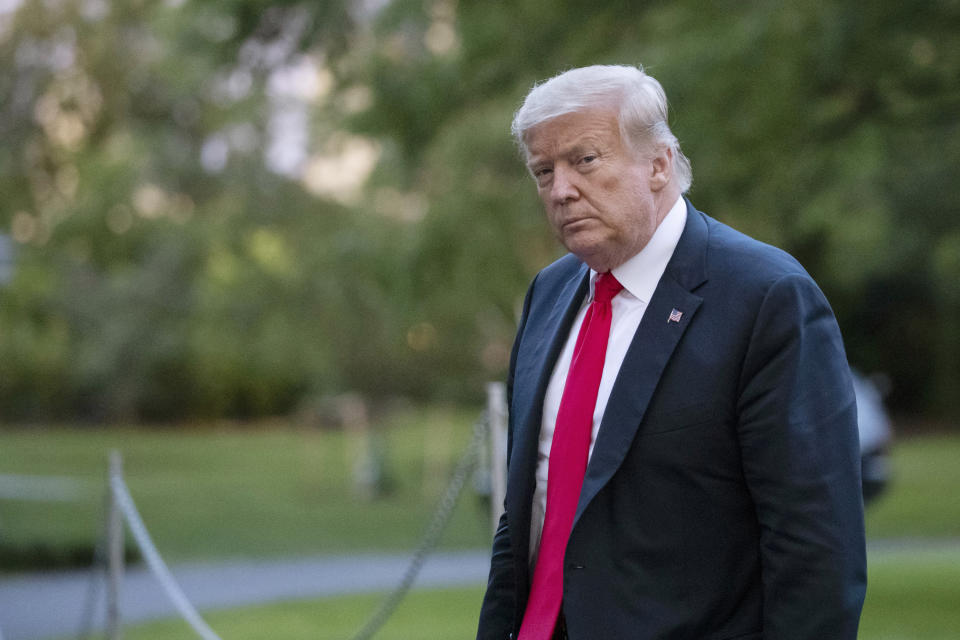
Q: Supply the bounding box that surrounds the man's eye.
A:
[580,154,597,164]
[534,168,553,182]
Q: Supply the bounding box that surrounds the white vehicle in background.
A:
[853,370,893,505]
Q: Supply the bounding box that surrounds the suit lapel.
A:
[511,266,590,442]
[575,202,710,523]
[506,262,589,593]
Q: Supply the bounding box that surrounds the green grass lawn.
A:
[864,432,960,539]
[6,420,959,638]
[98,586,488,640]
[859,547,960,640]
[0,407,492,564]
[2,421,957,566]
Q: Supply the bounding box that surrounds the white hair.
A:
[511,64,693,193]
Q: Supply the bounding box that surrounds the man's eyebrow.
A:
[528,138,601,164]
[567,136,605,153]
[525,153,551,169]
[558,137,605,160]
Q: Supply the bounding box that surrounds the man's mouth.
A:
[562,216,592,231]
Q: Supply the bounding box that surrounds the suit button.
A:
[567,563,585,570]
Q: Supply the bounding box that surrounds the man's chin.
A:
[562,230,601,255]
[565,243,613,272]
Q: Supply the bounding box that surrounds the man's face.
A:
[524,108,670,272]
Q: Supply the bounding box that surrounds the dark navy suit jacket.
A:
[477,201,866,640]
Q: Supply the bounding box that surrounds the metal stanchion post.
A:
[486,382,508,535]
[107,450,124,640]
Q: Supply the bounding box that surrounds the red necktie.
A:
[518,271,623,640]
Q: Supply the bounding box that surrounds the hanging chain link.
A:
[74,410,491,640]
[348,410,489,640]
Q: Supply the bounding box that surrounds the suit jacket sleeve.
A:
[737,273,867,639]
[476,274,538,640]
[477,511,516,640]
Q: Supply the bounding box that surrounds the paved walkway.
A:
[0,550,491,640]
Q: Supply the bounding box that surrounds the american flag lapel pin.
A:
[668,308,683,324]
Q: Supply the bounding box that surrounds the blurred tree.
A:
[341,0,960,419]
[0,0,364,420]
[1,0,958,423]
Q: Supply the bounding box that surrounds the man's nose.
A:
[550,165,579,204]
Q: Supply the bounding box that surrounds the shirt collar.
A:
[589,195,687,304]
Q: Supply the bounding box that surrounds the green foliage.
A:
[1,0,959,419]
[350,0,960,417]
[0,0,378,419]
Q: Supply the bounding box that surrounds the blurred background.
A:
[1,0,958,638]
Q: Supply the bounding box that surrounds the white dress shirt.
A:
[528,195,687,564]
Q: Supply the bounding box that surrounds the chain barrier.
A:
[347,410,489,640]
[110,472,223,640]
[78,409,490,640]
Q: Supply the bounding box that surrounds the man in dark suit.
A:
[477,65,866,640]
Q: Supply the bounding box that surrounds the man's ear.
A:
[649,147,673,192]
